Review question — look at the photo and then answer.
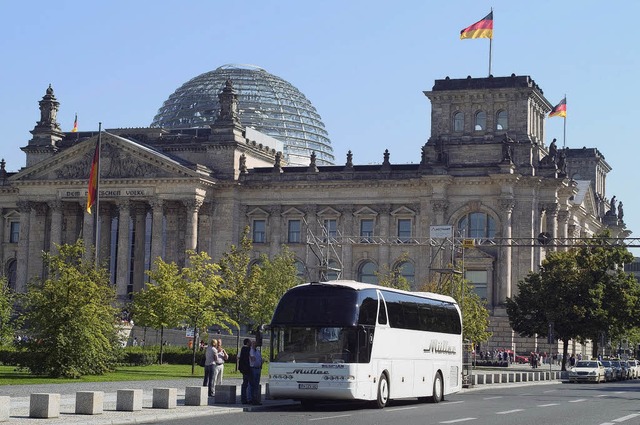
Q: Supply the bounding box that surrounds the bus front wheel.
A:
[431,372,443,403]
[375,373,389,408]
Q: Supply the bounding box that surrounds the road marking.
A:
[613,413,640,422]
[595,394,607,397]
[483,396,503,400]
[440,419,476,424]
[598,423,615,425]
[543,389,557,393]
[309,415,351,421]
[496,409,524,415]
[537,403,559,407]
[568,398,586,403]
[446,401,465,405]
[614,391,626,394]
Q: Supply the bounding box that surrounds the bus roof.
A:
[295,280,458,305]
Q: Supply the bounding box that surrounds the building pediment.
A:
[281,207,305,217]
[10,132,209,183]
[317,207,341,218]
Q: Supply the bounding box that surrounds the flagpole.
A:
[94,123,102,268]
[488,7,493,76]
[562,94,567,149]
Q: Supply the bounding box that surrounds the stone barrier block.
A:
[501,373,508,383]
[116,389,143,411]
[153,388,177,409]
[0,396,9,422]
[185,386,208,406]
[494,373,502,384]
[477,374,485,384]
[485,374,493,384]
[520,373,527,382]
[214,385,237,404]
[508,372,515,383]
[30,393,60,418]
[75,391,104,415]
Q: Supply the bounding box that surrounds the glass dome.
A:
[151,64,334,166]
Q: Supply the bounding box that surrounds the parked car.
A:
[620,360,633,379]
[568,360,606,383]
[627,359,640,378]
[600,360,616,382]
[610,359,628,380]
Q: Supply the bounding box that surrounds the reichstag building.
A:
[0,66,628,352]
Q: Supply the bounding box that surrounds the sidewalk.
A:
[0,378,294,425]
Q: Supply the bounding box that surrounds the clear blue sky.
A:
[2,1,638,245]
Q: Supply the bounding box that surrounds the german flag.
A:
[460,11,493,40]
[71,113,78,132]
[549,97,567,118]
[86,139,100,214]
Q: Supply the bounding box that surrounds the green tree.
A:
[420,273,492,345]
[180,250,236,374]
[132,258,185,364]
[21,241,120,378]
[218,227,260,360]
[0,277,15,347]
[252,245,300,327]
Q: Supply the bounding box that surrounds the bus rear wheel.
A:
[374,373,389,408]
[431,372,443,403]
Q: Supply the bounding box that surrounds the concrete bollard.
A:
[515,373,522,382]
[0,396,9,422]
[485,374,493,384]
[185,386,208,406]
[152,388,177,409]
[477,374,485,384]
[30,393,60,418]
[75,391,104,415]
[116,389,143,411]
[214,385,237,404]
[501,373,508,383]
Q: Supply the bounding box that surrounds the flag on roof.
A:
[549,97,567,118]
[460,11,493,40]
[72,113,78,132]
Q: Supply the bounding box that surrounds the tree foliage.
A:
[506,233,640,369]
[252,245,300,327]
[0,278,15,347]
[21,241,120,378]
[420,273,492,344]
[375,252,411,291]
[133,259,185,364]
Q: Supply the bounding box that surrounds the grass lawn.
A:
[0,363,253,386]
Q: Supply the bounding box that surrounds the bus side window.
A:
[358,297,377,326]
[378,298,388,325]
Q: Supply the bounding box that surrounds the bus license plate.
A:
[299,383,318,390]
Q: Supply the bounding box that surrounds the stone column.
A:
[132,203,149,292]
[378,204,390,270]
[557,210,570,252]
[15,201,31,293]
[341,205,354,280]
[183,199,202,253]
[150,198,165,268]
[545,203,559,252]
[48,200,63,255]
[28,203,48,282]
[82,201,95,261]
[498,199,515,303]
[116,200,131,300]
[98,203,113,264]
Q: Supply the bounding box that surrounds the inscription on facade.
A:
[59,188,153,199]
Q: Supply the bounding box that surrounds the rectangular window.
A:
[323,219,337,242]
[360,219,374,243]
[252,219,266,243]
[397,218,412,242]
[465,270,488,300]
[9,222,20,243]
[288,219,301,243]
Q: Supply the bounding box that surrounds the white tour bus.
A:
[268,280,462,408]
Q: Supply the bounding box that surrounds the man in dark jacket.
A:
[238,338,252,404]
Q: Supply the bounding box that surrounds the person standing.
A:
[238,338,252,404]
[202,339,218,397]
[213,339,228,387]
[249,339,263,405]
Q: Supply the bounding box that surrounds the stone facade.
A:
[0,75,629,352]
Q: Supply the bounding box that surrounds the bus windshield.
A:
[271,325,369,364]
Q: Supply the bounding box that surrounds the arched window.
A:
[358,261,378,284]
[453,112,464,132]
[474,111,486,131]
[5,259,17,290]
[396,261,415,288]
[458,212,496,238]
[496,110,508,130]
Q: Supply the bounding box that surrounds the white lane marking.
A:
[613,413,640,422]
[519,393,533,396]
[483,396,503,400]
[309,414,352,421]
[446,401,465,405]
[614,391,626,394]
[543,389,557,393]
[599,423,615,425]
[537,403,559,407]
[595,394,607,397]
[496,409,524,415]
[387,406,420,412]
[568,398,586,403]
[440,419,477,424]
